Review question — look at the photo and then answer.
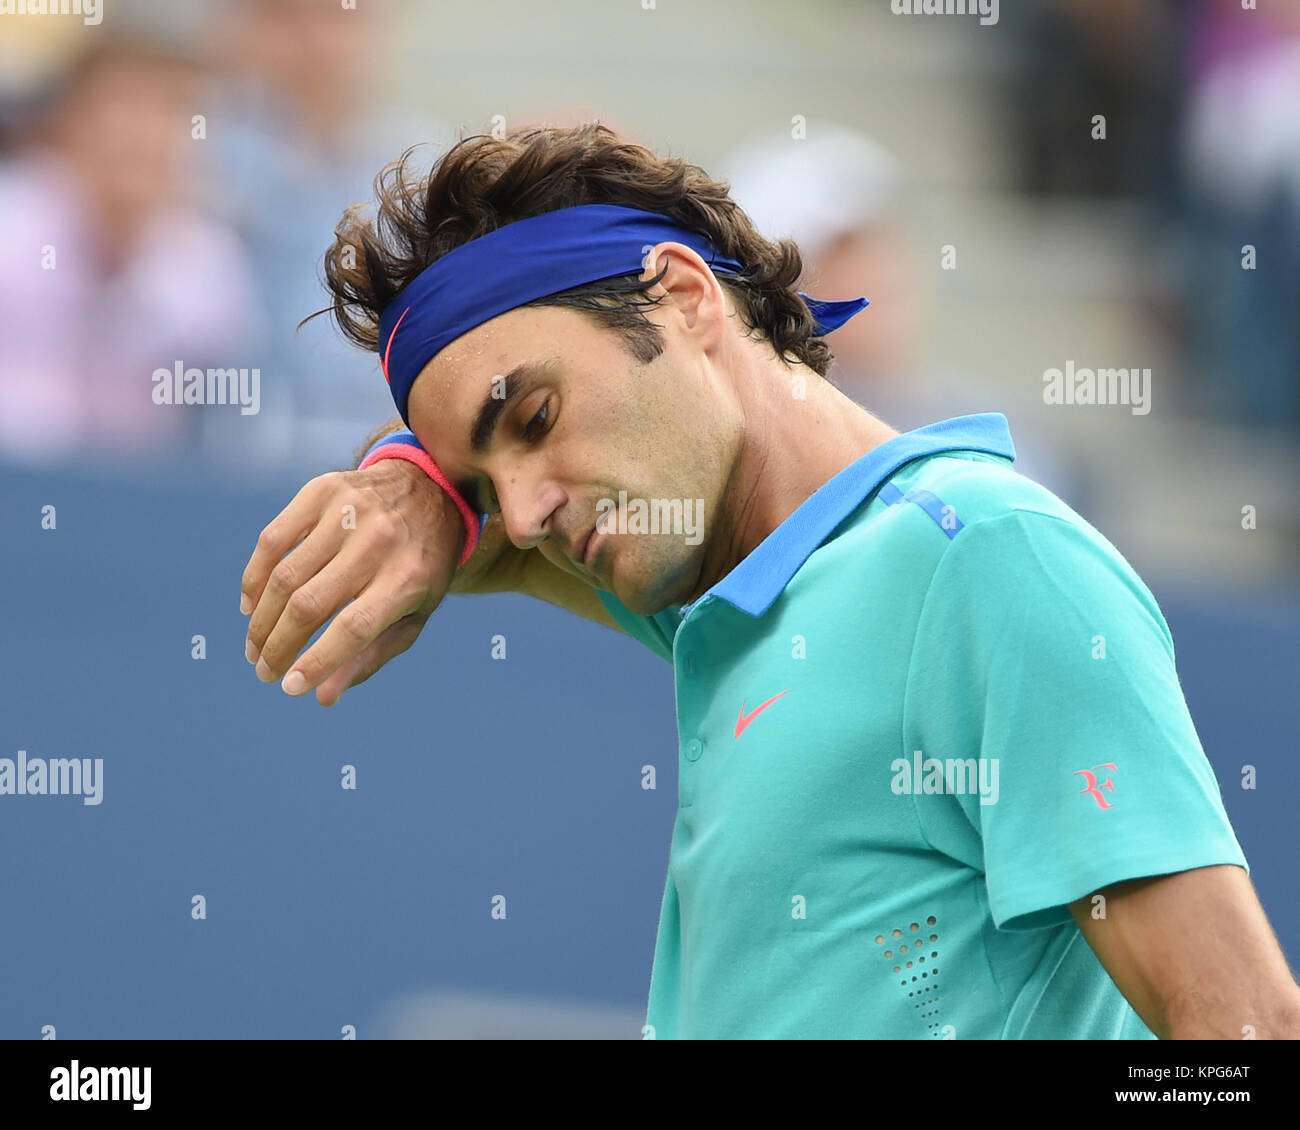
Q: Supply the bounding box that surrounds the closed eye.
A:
[522,399,552,444]
[461,397,552,513]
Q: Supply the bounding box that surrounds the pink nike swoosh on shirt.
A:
[734,690,790,738]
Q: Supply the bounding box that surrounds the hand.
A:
[240,460,465,705]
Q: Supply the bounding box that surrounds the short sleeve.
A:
[595,589,681,666]
[903,508,1248,932]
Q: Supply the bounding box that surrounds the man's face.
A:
[407,303,738,615]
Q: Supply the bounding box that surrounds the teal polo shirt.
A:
[596,413,1248,1039]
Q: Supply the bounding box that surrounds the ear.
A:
[640,241,728,351]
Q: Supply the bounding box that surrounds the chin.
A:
[612,556,693,617]
[617,589,675,617]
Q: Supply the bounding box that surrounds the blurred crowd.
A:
[1004,0,1300,430]
[0,0,438,483]
[0,0,1296,485]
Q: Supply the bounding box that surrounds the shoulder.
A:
[827,451,1119,587]
[838,452,1167,649]
[888,451,1079,529]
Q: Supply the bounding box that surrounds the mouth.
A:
[570,508,616,572]
[570,524,596,570]
[581,523,602,570]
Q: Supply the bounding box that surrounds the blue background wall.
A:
[1,464,1295,1038]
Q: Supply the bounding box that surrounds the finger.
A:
[241,477,330,616]
[245,519,350,663]
[254,541,384,682]
[312,615,427,706]
[270,573,418,693]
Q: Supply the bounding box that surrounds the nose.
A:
[495,472,567,553]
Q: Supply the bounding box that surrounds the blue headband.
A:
[376,203,869,424]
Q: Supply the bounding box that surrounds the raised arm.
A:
[240,427,617,706]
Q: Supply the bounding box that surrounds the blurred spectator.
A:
[0,38,260,468]
[196,0,454,478]
[719,123,1078,500]
[1003,0,1185,203]
[0,8,83,155]
[1001,0,1300,433]
[1177,0,1300,429]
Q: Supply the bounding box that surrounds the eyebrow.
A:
[468,359,556,456]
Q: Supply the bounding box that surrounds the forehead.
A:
[416,305,598,407]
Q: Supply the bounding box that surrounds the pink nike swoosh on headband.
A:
[380,306,411,386]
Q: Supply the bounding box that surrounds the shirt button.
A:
[685,738,703,762]
[684,653,695,675]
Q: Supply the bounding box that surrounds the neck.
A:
[687,358,899,603]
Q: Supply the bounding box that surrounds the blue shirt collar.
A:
[699,413,1017,618]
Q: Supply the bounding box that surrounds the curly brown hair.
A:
[318,122,835,379]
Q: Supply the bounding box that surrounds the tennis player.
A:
[241,123,1300,1039]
